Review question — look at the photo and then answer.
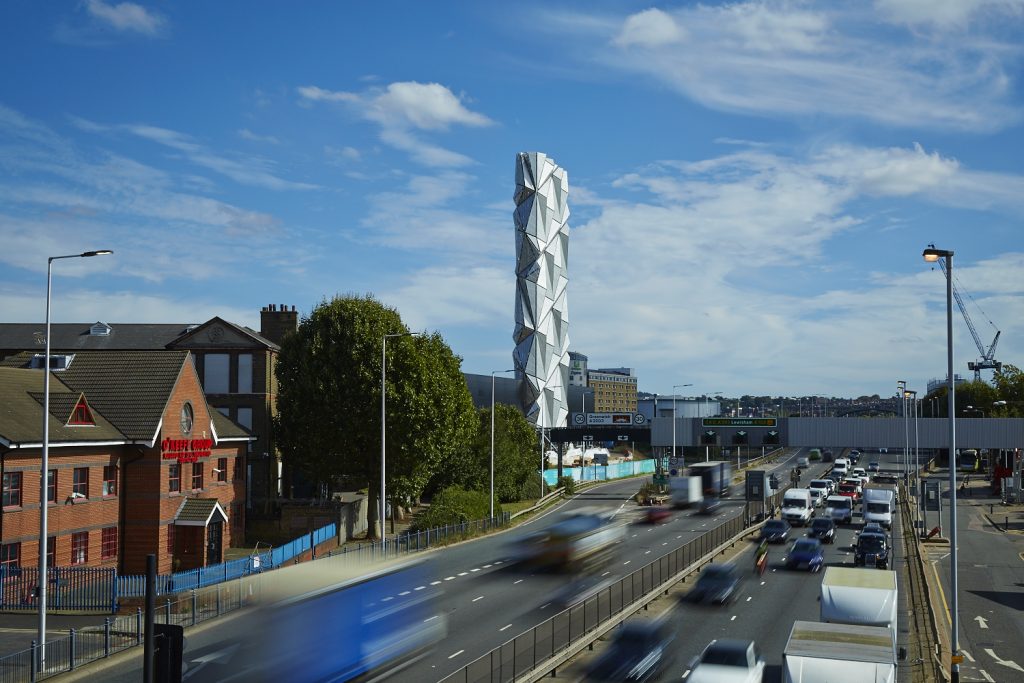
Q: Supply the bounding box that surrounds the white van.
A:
[782,488,814,526]
[832,460,849,478]
[826,495,854,525]
[810,478,835,495]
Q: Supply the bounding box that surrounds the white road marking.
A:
[472,596,484,602]
[601,571,611,577]
[645,550,651,555]
[399,591,411,596]
[677,535,683,539]
[539,602,550,610]
[458,572,468,576]
[746,596,752,602]
[448,650,464,659]
[445,576,455,581]
[662,542,668,546]
[975,616,989,629]
[963,651,976,662]
[382,596,394,602]
[760,581,766,586]
[513,579,523,585]
[984,648,1024,672]
[980,670,994,682]
[631,533,638,538]
[430,581,441,586]
[470,568,481,572]
[483,564,493,568]
[623,560,632,565]
[415,586,425,591]
[730,615,737,621]
[495,560,504,565]
[499,624,512,632]
[424,615,439,622]
[682,669,691,678]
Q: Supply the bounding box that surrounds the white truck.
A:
[782,488,814,526]
[862,487,896,530]
[670,476,703,509]
[783,620,896,683]
[820,567,898,631]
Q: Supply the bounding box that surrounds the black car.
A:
[808,517,836,544]
[686,563,740,605]
[854,532,889,569]
[760,519,791,544]
[584,620,675,681]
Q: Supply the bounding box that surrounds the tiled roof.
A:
[173,498,228,527]
[0,323,195,353]
[0,368,124,445]
[210,409,253,440]
[166,317,280,351]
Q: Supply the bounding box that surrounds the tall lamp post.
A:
[490,369,515,519]
[924,245,960,682]
[905,389,918,482]
[897,381,907,477]
[39,250,113,665]
[672,384,693,464]
[381,332,419,539]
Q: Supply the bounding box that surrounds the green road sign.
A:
[702,418,777,428]
[653,474,669,486]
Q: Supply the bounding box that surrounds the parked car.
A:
[785,539,825,572]
[808,517,836,544]
[688,639,766,683]
[686,563,740,605]
[584,619,675,681]
[854,532,890,569]
[760,519,791,544]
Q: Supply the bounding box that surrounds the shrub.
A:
[409,486,497,532]
[557,475,576,496]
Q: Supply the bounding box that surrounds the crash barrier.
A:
[510,489,566,521]
[440,491,787,683]
[900,481,947,682]
[542,459,656,487]
[0,513,510,682]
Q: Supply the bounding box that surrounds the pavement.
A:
[0,612,119,658]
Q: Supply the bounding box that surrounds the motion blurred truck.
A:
[670,476,703,509]
[689,461,733,498]
[783,620,896,683]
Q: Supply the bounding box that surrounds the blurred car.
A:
[854,532,889,569]
[808,489,824,508]
[688,639,766,683]
[685,563,740,605]
[808,517,836,544]
[644,506,672,524]
[584,619,675,681]
[760,519,791,544]
[867,461,880,473]
[547,575,617,612]
[861,522,886,537]
[822,450,834,462]
[785,539,825,572]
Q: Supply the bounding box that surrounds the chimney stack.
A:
[260,303,298,345]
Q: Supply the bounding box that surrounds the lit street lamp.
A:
[39,249,113,666]
[381,331,419,539]
[490,369,515,519]
[923,244,960,683]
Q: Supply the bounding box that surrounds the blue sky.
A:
[1,1,1023,399]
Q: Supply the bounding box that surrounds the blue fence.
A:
[118,522,337,598]
[542,458,656,487]
[0,566,117,612]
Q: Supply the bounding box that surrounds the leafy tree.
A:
[993,364,1024,417]
[409,486,494,531]
[274,294,477,537]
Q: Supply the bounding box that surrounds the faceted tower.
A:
[513,152,570,429]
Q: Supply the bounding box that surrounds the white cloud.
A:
[553,2,1023,131]
[614,8,684,48]
[298,81,493,167]
[874,0,1024,30]
[238,128,280,145]
[84,0,166,36]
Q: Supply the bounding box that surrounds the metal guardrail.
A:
[440,492,785,683]
[0,567,116,613]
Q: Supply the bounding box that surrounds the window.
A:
[2,472,22,508]
[47,470,56,504]
[46,537,55,569]
[101,527,117,560]
[217,458,228,483]
[168,464,181,493]
[166,525,175,554]
[237,354,253,393]
[71,532,88,565]
[237,408,253,452]
[192,463,204,490]
[204,354,230,393]
[0,543,20,571]
[73,468,89,499]
[102,466,117,497]
[233,457,243,482]
[69,398,94,426]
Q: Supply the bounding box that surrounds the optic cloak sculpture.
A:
[513,152,570,429]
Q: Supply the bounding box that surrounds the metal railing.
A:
[441,493,784,683]
[0,567,116,613]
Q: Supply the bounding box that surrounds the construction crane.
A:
[930,245,1002,381]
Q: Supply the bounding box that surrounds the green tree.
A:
[993,364,1024,417]
[274,294,477,537]
[471,403,539,503]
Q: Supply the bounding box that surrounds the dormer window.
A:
[68,397,95,426]
[89,322,112,336]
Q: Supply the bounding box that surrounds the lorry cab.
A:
[782,489,814,526]
[825,495,854,525]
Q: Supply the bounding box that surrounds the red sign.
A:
[161,437,213,463]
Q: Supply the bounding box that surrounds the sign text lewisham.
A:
[701,418,777,428]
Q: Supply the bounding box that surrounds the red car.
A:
[837,482,860,502]
[645,506,672,524]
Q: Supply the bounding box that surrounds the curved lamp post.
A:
[924,245,960,682]
[39,250,113,666]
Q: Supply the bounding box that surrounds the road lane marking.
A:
[623,560,632,565]
[472,596,484,602]
[601,571,611,577]
[448,650,464,659]
[458,572,468,576]
[963,651,975,662]
[500,624,512,632]
[483,564,493,568]
[495,560,504,565]
[513,579,523,584]
[746,597,752,602]
[445,576,455,581]
[645,550,651,555]
[984,648,1024,672]
[430,581,442,585]
[415,586,425,591]
[980,670,994,682]
[662,542,668,546]
[399,591,411,596]
[730,615,737,621]
[931,563,952,622]
[382,596,394,601]
[760,581,766,586]
[682,669,691,678]
[975,616,989,629]
[424,615,439,622]
[539,602,550,610]
[471,568,481,572]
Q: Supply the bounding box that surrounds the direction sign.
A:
[702,418,777,428]
[653,475,669,486]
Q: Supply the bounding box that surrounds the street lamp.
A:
[897,381,907,476]
[672,384,693,464]
[39,249,112,664]
[923,244,960,682]
[962,405,984,418]
[381,331,420,539]
[905,389,918,482]
[490,369,515,519]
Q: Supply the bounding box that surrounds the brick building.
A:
[0,351,252,576]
